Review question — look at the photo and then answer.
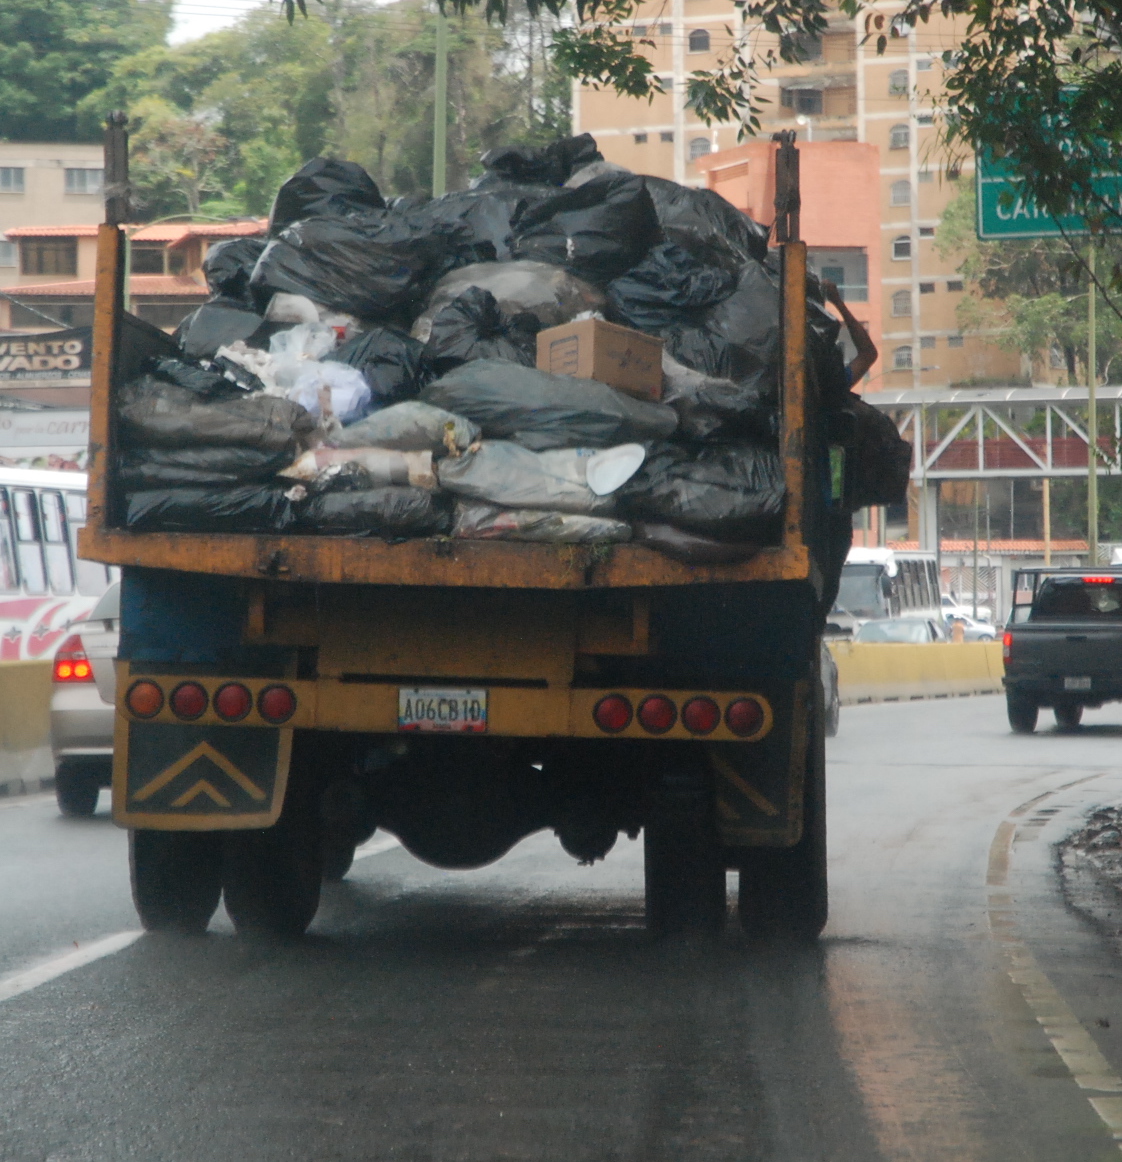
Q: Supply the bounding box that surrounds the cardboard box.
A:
[537,318,662,401]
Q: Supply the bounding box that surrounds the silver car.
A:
[50,583,119,816]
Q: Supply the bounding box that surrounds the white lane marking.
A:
[988,773,1122,1150]
[0,931,142,1005]
[352,834,401,861]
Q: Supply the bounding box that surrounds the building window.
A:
[917,58,932,70]
[659,22,671,34]
[890,14,911,36]
[920,336,936,349]
[658,75,673,90]
[948,334,964,348]
[64,169,103,195]
[947,279,964,292]
[0,168,24,194]
[1049,344,1065,368]
[891,180,911,206]
[660,131,674,143]
[889,69,908,96]
[889,124,909,150]
[0,238,14,267]
[918,169,934,183]
[790,32,823,59]
[892,290,912,317]
[919,225,935,237]
[130,243,166,275]
[20,238,77,276]
[781,87,823,114]
[633,133,648,144]
[917,113,934,126]
[688,137,712,161]
[892,235,911,260]
[633,24,647,35]
[919,282,935,294]
[894,345,914,369]
[688,28,709,51]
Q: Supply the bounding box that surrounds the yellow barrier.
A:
[0,661,53,795]
[828,640,1005,705]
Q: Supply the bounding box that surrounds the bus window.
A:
[63,490,112,596]
[0,490,18,593]
[64,492,86,522]
[11,490,46,595]
[39,490,73,594]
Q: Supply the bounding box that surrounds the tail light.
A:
[214,682,252,722]
[637,694,677,734]
[126,680,164,718]
[1003,630,1012,662]
[170,682,208,720]
[726,697,766,738]
[593,694,632,733]
[682,696,720,735]
[53,634,93,683]
[258,684,297,724]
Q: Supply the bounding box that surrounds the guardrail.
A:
[0,661,53,797]
[828,640,1004,705]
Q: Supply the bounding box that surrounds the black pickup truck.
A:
[1004,568,1122,733]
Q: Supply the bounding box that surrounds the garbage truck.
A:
[79,118,902,939]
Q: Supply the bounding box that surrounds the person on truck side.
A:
[822,279,878,387]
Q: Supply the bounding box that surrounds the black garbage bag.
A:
[251,209,483,322]
[269,157,386,236]
[297,486,451,537]
[117,444,297,490]
[663,262,781,382]
[424,287,539,376]
[118,375,315,453]
[406,187,544,264]
[151,354,266,398]
[411,261,605,343]
[125,485,296,533]
[479,133,602,187]
[844,394,912,510]
[662,358,777,442]
[332,326,427,405]
[632,522,763,565]
[174,301,274,360]
[644,176,769,265]
[201,237,267,305]
[512,173,659,286]
[606,241,737,333]
[617,441,785,541]
[422,359,677,451]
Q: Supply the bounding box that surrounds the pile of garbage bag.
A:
[117,134,907,554]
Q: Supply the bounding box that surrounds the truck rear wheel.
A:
[1007,694,1038,734]
[55,760,101,818]
[643,752,726,938]
[1054,703,1083,731]
[737,693,827,941]
[129,831,223,934]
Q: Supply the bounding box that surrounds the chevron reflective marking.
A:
[133,741,266,804]
[710,751,781,817]
[169,779,232,809]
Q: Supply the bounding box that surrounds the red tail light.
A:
[637,694,677,734]
[214,682,252,722]
[593,694,632,733]
[682,696,720,735]
[1003,630,1012,662]
[53,634,92,683]
[1082,576,1116,584]
[126,680,164,718]
[258,684,297,724]
[170,682,208,720]
[726,697,766,738]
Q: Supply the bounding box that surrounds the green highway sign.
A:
[976,153,1122,240]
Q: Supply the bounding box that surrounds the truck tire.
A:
[1054,703,1083,731]
[322,836,357,882]
[129,831,223,934]
[55,760,101,818]
[737,691,828,941]
[643,751,726,937]
[1007,694,1038,734]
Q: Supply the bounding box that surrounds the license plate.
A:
[398,688,487,733]
[1064,676,1092,691]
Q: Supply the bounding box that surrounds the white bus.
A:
[833,547,942,628]
[0,468,116,661]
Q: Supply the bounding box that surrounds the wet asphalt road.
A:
[6,696,1122,1160]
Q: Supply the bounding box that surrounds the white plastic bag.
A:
[287,361,372,425]
[334,400,479,454]
[265,293,321,325]
[269,322,338,388]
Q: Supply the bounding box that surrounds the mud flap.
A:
[112,717,292,830]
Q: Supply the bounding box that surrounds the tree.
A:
[130,101,231,216]
[0,0,172,141]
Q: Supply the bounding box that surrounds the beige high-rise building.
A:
[573,1,1020,391]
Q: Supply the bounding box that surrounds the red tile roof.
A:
[4,225,100,238]
[888,539,1090,554]
[13,275,208,297]
[5,219,265,242]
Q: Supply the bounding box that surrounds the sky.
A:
[169,0,268,44]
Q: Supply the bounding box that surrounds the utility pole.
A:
[432,5,448,198]
[1088,243,1098,563]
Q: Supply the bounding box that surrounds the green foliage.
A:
[0,0,172,141]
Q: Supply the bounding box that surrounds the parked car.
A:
[945,612,996,641]
[941,593,992,625]
[50,583,120,816]
[854,617,948,644]
[821,639,840,737]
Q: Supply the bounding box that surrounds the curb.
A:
[0,775,55,800]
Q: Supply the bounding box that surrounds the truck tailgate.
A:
[1011,623,1122,676]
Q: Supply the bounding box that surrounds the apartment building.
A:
[573,0,1021,391]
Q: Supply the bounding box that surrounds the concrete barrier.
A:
[0,661,53,797]
[828,640,1004,706]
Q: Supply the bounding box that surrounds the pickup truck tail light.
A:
[1002,630,1012,662]
[53,634,93,683]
